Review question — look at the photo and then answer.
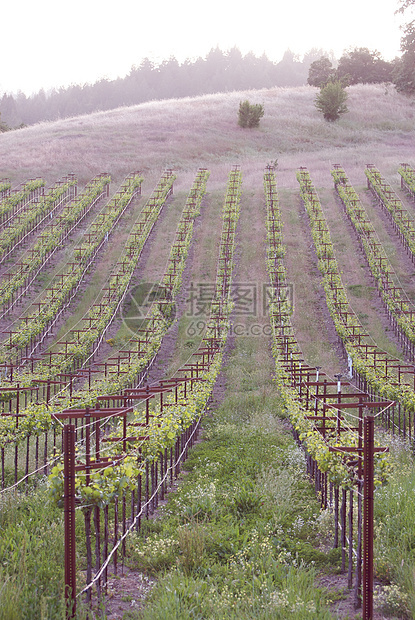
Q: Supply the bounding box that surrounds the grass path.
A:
[279,187,345,373]
[120,172,339,619]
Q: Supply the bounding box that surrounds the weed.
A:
[0,484,85,619]
[176,522,208,574]
[126,334,332,617]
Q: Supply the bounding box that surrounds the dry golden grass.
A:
[0,83,414,189]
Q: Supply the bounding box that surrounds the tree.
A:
[307,57,335,87]
[238,100,264,128]
[394,1,415,93]
[303,48,336,69]
[0,112,9,132]
[393,22,415,92]
[315,81,348,121]
[273,49,307,86]
[336,47,393,84]
[0,94,20,127]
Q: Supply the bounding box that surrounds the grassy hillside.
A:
[0,83,414,189]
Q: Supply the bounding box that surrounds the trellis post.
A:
[363,415,374,619]
[64,424,76,619]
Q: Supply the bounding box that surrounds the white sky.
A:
[0,0,407,96]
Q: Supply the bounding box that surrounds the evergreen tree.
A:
[273,49,308,86]
[1,47,337,126]
[238,100,264,128]
[315,81,348,121]
[0,111,9,132]
[0,94,20,127]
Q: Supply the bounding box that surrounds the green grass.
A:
[0,481,102,619]
[372,433,415,618]
[0,484,74,619]
[122,337,339,619]
[347,284,375,299]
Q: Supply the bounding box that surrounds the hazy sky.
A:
[0,0,406,95]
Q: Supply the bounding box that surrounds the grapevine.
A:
[297,167,415,422]
[0,177,45,226]
[398,162,415,201]
[333,165,415,360]
[0,176,76,263]
[0,172,143,364]
[47,167,241,510]
[265,166,391,488]
[365,164,415,261]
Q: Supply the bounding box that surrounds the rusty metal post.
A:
[363,415,374,619]
[354,479,363,609]
[64,424,76,619]
[354,405,364,610]
[341,488,347,572]
[348,489,354,589]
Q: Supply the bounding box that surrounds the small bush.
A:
[238,100,264,128]
[315,81,348,122]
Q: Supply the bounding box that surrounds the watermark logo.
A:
[120,281,294,337]
[121,282,176,335]
[185,281,294,337]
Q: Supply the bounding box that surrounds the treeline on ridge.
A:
[0,47,335,127]
[0,45,407,129]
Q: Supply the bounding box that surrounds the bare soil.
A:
[318,573,388,620]
[100,567,156,619]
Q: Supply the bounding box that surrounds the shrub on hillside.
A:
[238,100,264,128]
[315,81,348,122]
